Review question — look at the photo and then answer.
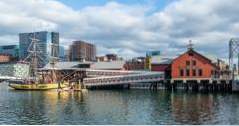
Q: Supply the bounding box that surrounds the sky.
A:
[0,0,238,60]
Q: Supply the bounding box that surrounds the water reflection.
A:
[1,83,239,125]
[43,91,88,124]
[171,92,214,124]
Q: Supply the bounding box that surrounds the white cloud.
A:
[0,0,238,59]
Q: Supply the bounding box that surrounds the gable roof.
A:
[172,49,218,68]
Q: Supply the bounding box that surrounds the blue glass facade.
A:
[0,45,19,59]
[146,51,161,57]
[19,31,59,67]
[59,46,67,61]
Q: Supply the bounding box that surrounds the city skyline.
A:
[0,0,238,60]
[19,31,59,67]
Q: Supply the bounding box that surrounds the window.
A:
[188,52,194,56]
[193,60,196,66]
[186,61,190,66]
[180,69,184,76]
[199,69,202,76]
[186,69,190,76]
[192,69,196,76]
[211,70,214,75]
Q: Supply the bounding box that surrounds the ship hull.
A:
[8,83,67,90]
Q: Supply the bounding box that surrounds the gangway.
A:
[83,72,164,87]
[39,67,165,88]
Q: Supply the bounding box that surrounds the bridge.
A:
[39,67,164,89]
[83,71,164,87]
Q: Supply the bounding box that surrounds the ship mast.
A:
[24,33,44,82]
[23,32,59,83]
[49,42,59,83]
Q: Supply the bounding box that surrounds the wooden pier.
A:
[129,79,233,93]
[164,79,232,92]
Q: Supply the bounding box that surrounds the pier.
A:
[37,66,234,92]
[0,60,234,93]
[166,79,232,92]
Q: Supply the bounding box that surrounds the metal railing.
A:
[84,72,164,86]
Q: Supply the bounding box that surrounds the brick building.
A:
[124,57,145,70]
[0,45,19,61]
[151,58,172,79]
[96,56,108,62]
[69,41,96,61]
[96,54,119,62]
[171,48,218,80]
[0,54,12,63]
[106,54,117,61]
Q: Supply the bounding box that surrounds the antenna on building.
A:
[187,40,194,50]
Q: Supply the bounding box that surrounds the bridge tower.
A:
[229,38,239,91]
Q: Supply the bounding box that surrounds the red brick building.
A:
[151,59,172,79]
[0,54,11,63]
[124,57,145,70]
[152,64,169,71]
[171,48,218,80]
[69,41,96,61]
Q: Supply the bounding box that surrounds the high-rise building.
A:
[59,46,69,61]
[0,45,19,61]
[59,46,65,58]
[19,31,59,67]
[69,41,96,61]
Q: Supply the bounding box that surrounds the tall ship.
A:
[8,33,67,90]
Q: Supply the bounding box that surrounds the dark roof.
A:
[188,49,211,62]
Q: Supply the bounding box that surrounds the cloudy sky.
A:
[0,0,238,60]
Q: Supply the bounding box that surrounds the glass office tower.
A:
[19,31,59,67]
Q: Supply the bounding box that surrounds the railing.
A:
[84,72,164,86]
[0,76,23,80]
[85,69,152,76]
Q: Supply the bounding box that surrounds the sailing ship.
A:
[8,33,67,90]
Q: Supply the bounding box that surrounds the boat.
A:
[8,82,67,90]
[8,71,69,90]
[8,33,68,90]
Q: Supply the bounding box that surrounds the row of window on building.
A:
[179,68,203,77]
[186,60,197,66]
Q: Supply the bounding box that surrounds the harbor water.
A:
[1,82,239,125]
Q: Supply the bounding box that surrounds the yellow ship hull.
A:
[8,83,67,90]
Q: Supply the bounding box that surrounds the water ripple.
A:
[0,83,239,124]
